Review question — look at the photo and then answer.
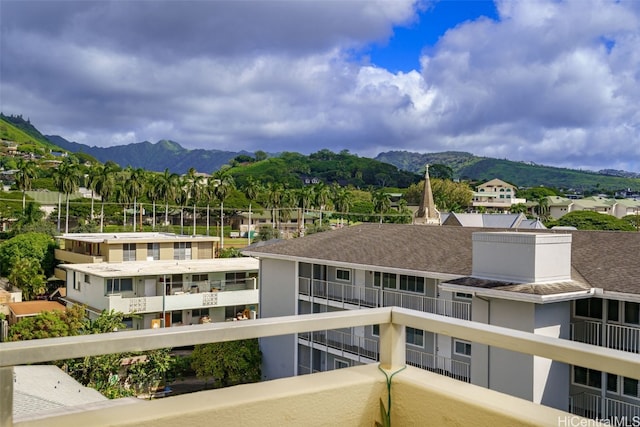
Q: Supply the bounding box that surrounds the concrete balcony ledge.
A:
[16,364,578,427]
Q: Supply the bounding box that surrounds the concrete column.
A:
[379,323,406,371]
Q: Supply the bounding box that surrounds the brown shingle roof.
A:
[244,224,640,295]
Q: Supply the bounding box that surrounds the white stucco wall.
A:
[258,258,298,380]
[533,302,570,410]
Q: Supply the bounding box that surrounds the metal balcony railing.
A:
[298,330,378,362]
[607,324,640,354]
[570,392,640,421]
[2,307,640,426]
[570,320,602,346]
[570,321,640,353]
[382,290,471,320]
[406,348,470,383]
[298,278,378,308]
[298,278,471,320]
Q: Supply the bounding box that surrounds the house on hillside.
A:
[471,178,526,212]
[546,195,640,220]
[243,224,640,421]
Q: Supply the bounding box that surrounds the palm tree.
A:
[15,159,38,211]
[211,170,235,247]
[92,164,116,232]
[115,183,131,229]
[332,185,352,226]
[86,164,102,223]
[264,182,284,230]
[185,168,204,236]
[156,169,179,227]
[314,183,331,227]
[145,172,161,230]
[124,167,146,232]
[372,190,391,224]
[53,159,81,233]
[242,176,262,202]
[174,176,189,234]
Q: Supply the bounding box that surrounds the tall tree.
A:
[15,158,37,211]
[372,190,391,224]
[156,168,179,227]
[124,167,146,232]
[92,163,117,232]
[174,176,189,234]
[185,168,204,236]
[191,339,262,388]
[53,158,82,233]
[211,170,236,246]
[314,183,331,227]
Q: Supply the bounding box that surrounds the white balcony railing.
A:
[107,289,259,314]
[298,330,378,362]
[406,348,470,383]
[570,320,602,346]
[570,392,640,420]
[607,323,640,354]
[2,307,640,426]
[571,321,640,353]
[382,290,471,320]
[298,278,471,320]
[298,278,379,308]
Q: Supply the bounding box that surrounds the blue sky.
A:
[368,1,499,73]
[1,0,640,173]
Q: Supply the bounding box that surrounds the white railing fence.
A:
[2,307,640,426]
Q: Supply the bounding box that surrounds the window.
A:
[84,274,90,284]
[336,269,350,282]
[573,366,602,389]
[455,292,472,300]
[171,311,183,325]
[106,278,134,294]
[334,359,349,370]
[372,325,379,337]
[607,373,618,393]
[173,242,192,260]
[454,339,472,357]
[607,300,619,322]
[575,298,603,319]
[373,272,396,289]
[192,308,209,318]
[122,317,134,330]
[623,378,639,398]
[123,243,136,261]
[406,327,424,347]
[400,275,425,294]
[624,302,640,325]
[192,274,208,283]
[147,243,160,260]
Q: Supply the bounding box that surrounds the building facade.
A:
[244,224,640,421]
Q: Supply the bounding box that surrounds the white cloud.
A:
[1,0,639,172]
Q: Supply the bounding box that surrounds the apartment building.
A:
[54,232,258,330]
[243,224,640,421]
[471,178,526,212]
[60,258,259,330]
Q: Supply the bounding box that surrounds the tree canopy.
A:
[546,211,636,231]
[191,339,262,387]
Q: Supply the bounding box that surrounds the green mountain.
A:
[0,114,62,152]
[47,135,249,174]
[375,151,640,192]
[229,150,421,189]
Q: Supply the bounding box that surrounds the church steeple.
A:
[415,164,440,224]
